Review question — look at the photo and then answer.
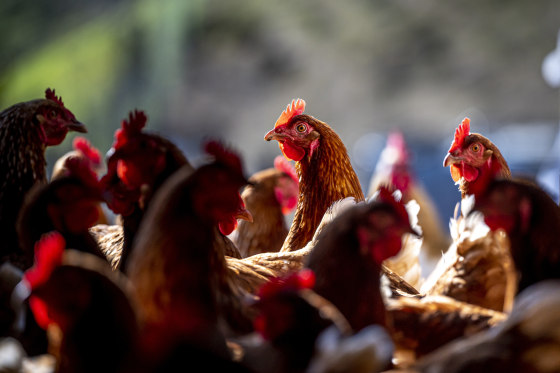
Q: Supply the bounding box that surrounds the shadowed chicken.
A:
[17,157,107,263]
[51,136,109,225]
[235,270,350,373]
[20,232,140,373]
[91,111,250,272]
[443,117,511,200]
[473,178,560,293]
[306,188,418,333]
[0,89,86,269]
[232,155,299,258]
[127,140,255,362]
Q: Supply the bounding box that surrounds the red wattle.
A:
[219,216,238,236]
[279,142,305,162]
[461,163,479,182]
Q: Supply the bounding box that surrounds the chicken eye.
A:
[49,110,58,119]
[471,143,481,152]
[295,123,307,133]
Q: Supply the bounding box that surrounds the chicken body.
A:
[473,178,560,293]
[0,89,86,269]
[265,99,364,253]
[127,142,254,363]
[306,193,417,333]
[233,156,299,258]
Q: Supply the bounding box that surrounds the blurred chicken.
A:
[127,140,255,362]
[265,99,365,253]
[0,89,86,270]
[367,131,449,279]
[413,280,560,373]
[306,188,418,334]
[20,232,140,373]
[17,157,106,262]
[91,111,249,272]
[236,270,349,373]
[473,177,560,293]
[443,117,511,200]
[232,155,299,258]
[51,136,108,225]
[91,110,193,272]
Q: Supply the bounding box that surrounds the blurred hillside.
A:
[1,0,559,222]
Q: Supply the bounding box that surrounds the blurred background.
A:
[1,0,559,228]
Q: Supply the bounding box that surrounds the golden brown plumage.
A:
[233,157,298,258]
[265,99,364,253]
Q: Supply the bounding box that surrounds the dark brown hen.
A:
[126,140,254,364]
[0,89,86,269]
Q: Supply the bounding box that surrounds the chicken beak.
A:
[66,119,87,133]
[236,208,253,223]
[443,153,462,167]
[264,128,286,142]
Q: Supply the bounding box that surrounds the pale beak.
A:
[264,128,286,142]
[236,208,253,223]
[443,153,463,167]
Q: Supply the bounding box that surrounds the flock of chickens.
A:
[0,90,559,372]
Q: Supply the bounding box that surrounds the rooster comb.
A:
[73,137,101,166]
[204,140,243,175]
[257,269,315,300]
[24,232,66,290]
[274,98,306,128]
[448,117,470,153]
[45,88,65,108]
[114,109,147,149]
[273,156,299,185]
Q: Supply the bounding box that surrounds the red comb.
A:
[114,110,148,149]
[257,269,315,300]
[274,98,306,128]
[204,140,243,176]
[73,137,101,166]
[45,88,65,108]
[24,232,66,290]
[273,156,299,185]
[448,117,470,153]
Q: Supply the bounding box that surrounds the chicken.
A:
[232,155,299,258]
[237,269,350,373]
[413,280,560,373]
[367,131,449,278]
[306,188,418,334]
[443,117,511,200]
[17,156,107,262]
[0,89,86,270]
[90,110,193,271]
[126,140,254,361]
[473,177,560,293]
[20,231,140,373]
[265,98,364,253]
[418,195,517,313]
[51,136,109,226]
[91,110,249,271]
